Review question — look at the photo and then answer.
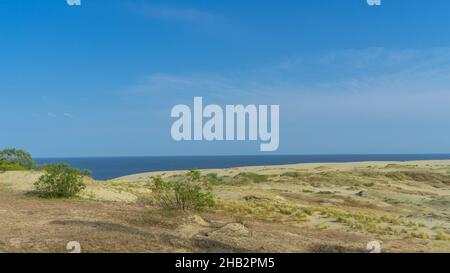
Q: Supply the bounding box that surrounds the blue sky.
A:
[1,0,450,157]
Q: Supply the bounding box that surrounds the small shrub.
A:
[204,173,223,184]
[0,161,26,171]
[150,174,215,211]
[34,163,90,198]
[187,170,201,182]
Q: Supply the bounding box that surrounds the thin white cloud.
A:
[124,47,450,111]
[136,4,218,23]
[276,47,450,76]
[46,112,74,119]
[126,73,248,98]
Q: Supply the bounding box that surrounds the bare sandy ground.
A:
[0,160,449,253]
[114,160,450,182]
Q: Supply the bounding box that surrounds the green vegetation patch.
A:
[233,172,269,183]
[204,173,224,184]
[0,148,35,171]
[150,173,215,211]
[33,163,90,198]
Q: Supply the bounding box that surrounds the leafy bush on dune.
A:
[150,173,215,211]
[0,148,35,171]
[0,160,26,171]
[34,163,90,198]
[187,170,201,182]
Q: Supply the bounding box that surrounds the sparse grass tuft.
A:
[234,172,269,183]
[435,229,450,241]
[217,200,308,223]
[204,173,223,184]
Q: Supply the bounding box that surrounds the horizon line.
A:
[34,153,450,159]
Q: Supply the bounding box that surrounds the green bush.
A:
[150,174,215,211]
[0,160,26,171]
[234,172,268,183]
[34,163,90,198]
[187,170,201,182]
[204,173,223,184]
[0,148,35,171]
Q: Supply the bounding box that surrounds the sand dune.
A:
[1,160,449,253]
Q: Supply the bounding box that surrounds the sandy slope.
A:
[114,160,450,182]
[0,160,449,253]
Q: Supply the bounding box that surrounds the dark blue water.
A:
[35,154,450,180]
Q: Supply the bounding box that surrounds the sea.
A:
[35,154,450,180]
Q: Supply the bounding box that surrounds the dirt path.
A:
[0,191,170,252]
